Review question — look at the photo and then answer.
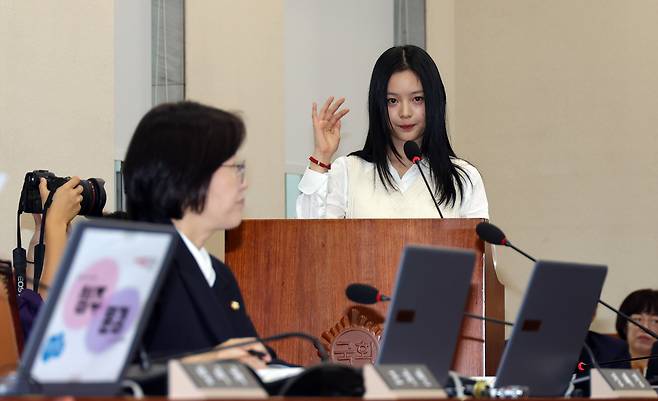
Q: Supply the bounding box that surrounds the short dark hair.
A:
[123,101,245,223]
[615,288,658,340]
[351,45,470,207]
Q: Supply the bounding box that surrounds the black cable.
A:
[582,342,602,370]
[464,312,514,327]
[416,163,444,218]
[580,354,658,369]
[151,331,329,364]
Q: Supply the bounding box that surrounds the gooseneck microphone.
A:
[345,283,390,304]
[475,222,658,342]
[475,222,536,262]
[403,141,443,218]
[346,283,513,326]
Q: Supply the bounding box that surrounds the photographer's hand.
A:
[39,177,82,227]
[37,177,83,297]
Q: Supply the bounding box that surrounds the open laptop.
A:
[376,245,476,386]
[0,219,177,396]
[494,260,607,397]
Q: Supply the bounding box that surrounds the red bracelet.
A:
[309,156,331,170]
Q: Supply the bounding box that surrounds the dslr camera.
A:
[20,170,107,216]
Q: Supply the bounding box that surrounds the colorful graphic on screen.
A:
[30,227,173,383]
[63,258,118,329]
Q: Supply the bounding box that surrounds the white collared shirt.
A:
[296,155,489,219]
[177,230,216,287]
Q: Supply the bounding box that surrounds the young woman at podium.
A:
[296,45,489,219]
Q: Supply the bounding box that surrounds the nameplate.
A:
[591,368,657,399]
[363,364,446,399]
[168,359,267,399]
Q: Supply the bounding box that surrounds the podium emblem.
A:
[321,308,383,366]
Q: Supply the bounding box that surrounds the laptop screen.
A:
[21,220,176,387]
[494,260,607,396]
[376,245,476,385]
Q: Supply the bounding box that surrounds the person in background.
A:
[22,179,123,337]
[27,180,125,298]
[615,288,658,374]
[18,178,83,338]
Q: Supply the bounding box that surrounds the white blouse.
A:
[296,155,489,219]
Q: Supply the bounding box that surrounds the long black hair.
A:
[123,101,245,223]
[350,45,469,207]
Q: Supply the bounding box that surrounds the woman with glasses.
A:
[123,102,269,391]
[615,289,658,374]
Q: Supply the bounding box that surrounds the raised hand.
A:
[311,96,349,170]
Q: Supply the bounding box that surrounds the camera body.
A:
[20,170,106,216]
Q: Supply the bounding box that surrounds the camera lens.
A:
[78,178,106,216]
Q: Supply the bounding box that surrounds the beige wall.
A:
[186,0,285,219]
[426,1,456,134]
[0,0,284,261]
[186,1,285,257]
[0,1,115,261]
[428,0,658,333]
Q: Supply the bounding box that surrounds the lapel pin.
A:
[230,301,240,311]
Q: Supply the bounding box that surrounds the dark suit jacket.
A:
[579,331,631,369]
[647,341,658,384]
[573,331,631,396]
[141,236,258,358]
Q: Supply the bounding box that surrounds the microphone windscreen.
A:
[345,283,379,304]
[403,141,422,162]
[476,222,507,245]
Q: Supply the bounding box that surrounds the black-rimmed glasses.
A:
[221,162,246,183]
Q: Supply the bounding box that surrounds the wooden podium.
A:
[225,219,504,376]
